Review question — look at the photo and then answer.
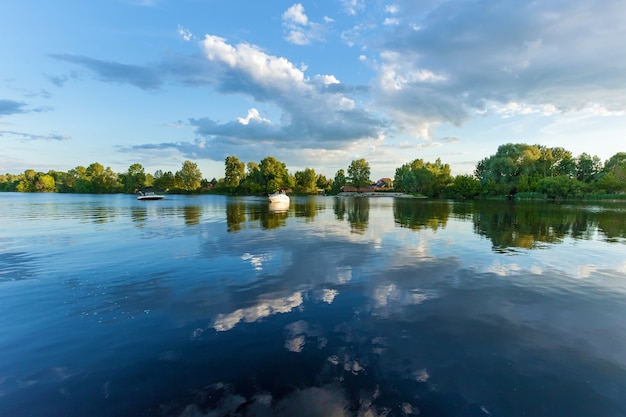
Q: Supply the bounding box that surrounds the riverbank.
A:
[336,191,425,198]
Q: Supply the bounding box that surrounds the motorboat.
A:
[268,190,289,204]
[137,191,164,200]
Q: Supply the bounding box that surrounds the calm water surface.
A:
[1,193,625,417]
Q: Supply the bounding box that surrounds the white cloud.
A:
[281,3,326,45]
[385,4,399,14]
[341,0,365,15]
[195,34,384,153]
[202,35,306,89]
[237,108,271,125]
[372,0,626,133]
[488,102,559,118]
[383,18,399,26]
[373,51,453,138]
[283,3,308,25]
[313,74,340,86]
[285,30,309,45]
[177,25,193,41]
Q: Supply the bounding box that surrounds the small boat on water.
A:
[268,190,289,204]
[137,191,164,200]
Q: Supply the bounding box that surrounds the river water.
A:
[1,193,625,417]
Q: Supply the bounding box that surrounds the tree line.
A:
[0,160,206,194]
[218,155,372,195]
[472,144,626,199]
[2,143,626,199]
[393,144,626,199]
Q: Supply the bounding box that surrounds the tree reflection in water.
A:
[393,199,449,232]
[470,201,626,250]
[333,197,370,234]
[394,199,626,250]
[226,198,320,231]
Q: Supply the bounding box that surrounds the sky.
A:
[1,0,625,182]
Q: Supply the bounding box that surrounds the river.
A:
[1,193,625,416]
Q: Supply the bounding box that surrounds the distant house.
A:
[372,178,393,189]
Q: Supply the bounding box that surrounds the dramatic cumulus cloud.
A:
[161,34,385,161]
[369,0,626,138]
[51,0,626,170]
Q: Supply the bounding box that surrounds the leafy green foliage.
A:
[294,168,317,193]
[449,175,481,199]
[224,156,245,189]
[122,163,147,193]
[3,144,626,200]
[394,158,452,197]
[347,159,371,188]
[176,160,203,191]
[331,169,346,194]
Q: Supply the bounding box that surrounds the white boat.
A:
[137,191,164,200]
[268,190,289,204]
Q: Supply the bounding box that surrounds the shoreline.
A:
[335,191,422,198]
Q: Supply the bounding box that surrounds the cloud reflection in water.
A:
[213,291,303,332]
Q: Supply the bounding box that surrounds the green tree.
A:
[153,170,176,190]
[123,163,147,193]
[67,166,91,193]
[394,158,451,197]
[316,174,331,192]
[604,152,626,181]
[224,156,245,190]
[83,163,120,193]
[35,173,56,192]
[176,160,202,191]
[450,174,481,199]
[241,161,262,194]
[48,170,72,193]
[426,158,452,197]
[575,153,602,183]
[103,166,121,192]
[86,162,106,193]
[475,143,565,195]
[0,174,18,191]
[16,169,36,192]
[393,164,412,192]
[347,159,371,188]
[596,172,624,194]
[537,176,583,200]
[294,167,317,193]
[259,156,290,193]
[331,169,347,194]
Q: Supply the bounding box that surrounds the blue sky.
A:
[2,0,625,181]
